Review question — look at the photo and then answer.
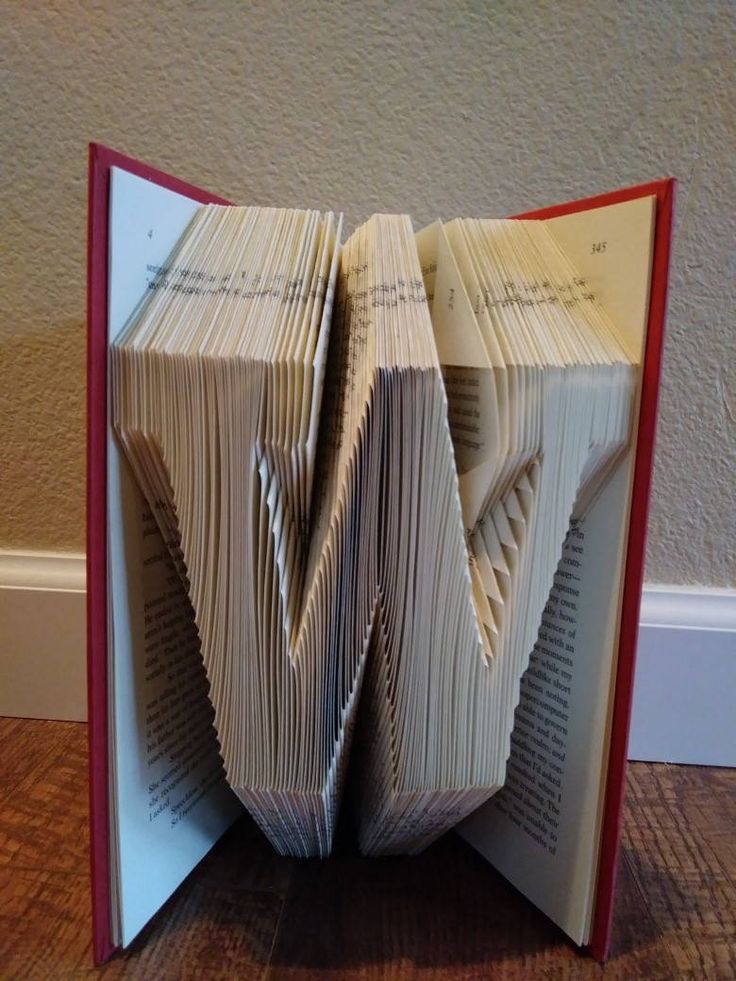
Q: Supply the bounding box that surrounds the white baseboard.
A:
[1,552,734,764]
[0,550,86,721]
[628,585,736,767]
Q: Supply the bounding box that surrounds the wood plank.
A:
[623,762,736,979]
[0,720,88,873]
[654,764,736,888]
[0,717,72,795]
[265,830,677,980]
[0,867,91,980]
[1,717,734,979]
[194,814,294,896]
[606,854,682,979]
[86,881,284,980]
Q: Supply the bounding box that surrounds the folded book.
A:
[87,143,674,963]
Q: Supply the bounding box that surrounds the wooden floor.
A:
[1,718,734,979]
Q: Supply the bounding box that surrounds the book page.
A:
[107,167,242,947]
[459,195,655,945]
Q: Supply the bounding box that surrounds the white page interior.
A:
[108,181,652,957]
[107,167,242,948]
[458,195,656,945]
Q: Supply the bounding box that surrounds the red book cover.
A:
[87,145,673,964]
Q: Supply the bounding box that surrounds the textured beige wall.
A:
[2,0,734,585]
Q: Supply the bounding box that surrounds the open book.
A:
[87,143,674,964]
